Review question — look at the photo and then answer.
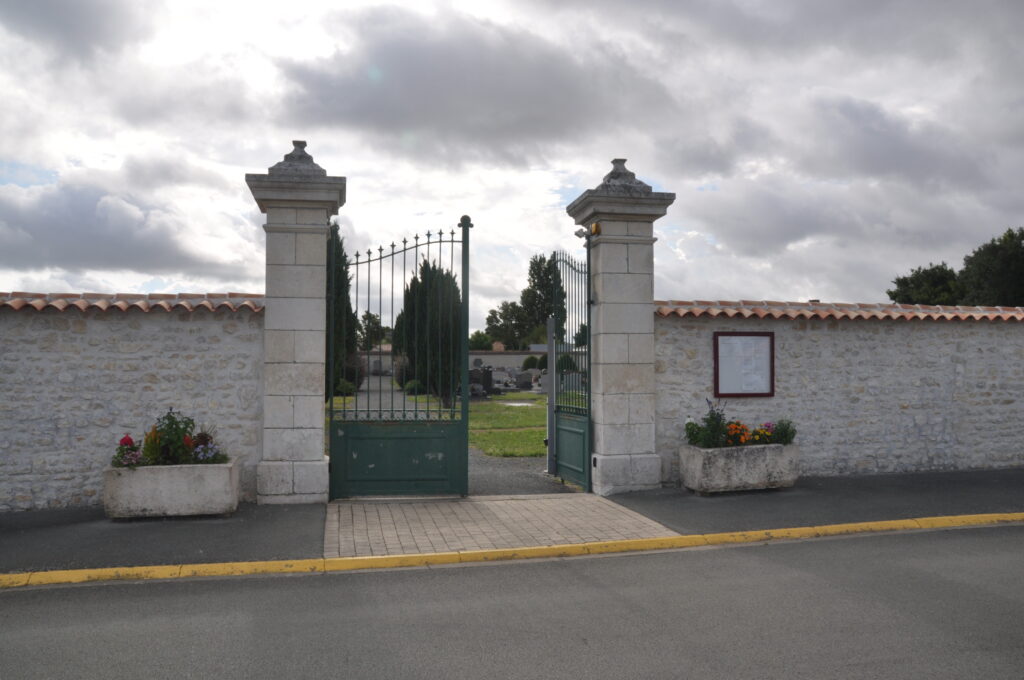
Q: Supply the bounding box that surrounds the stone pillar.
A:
[246,141,346,504]
[566,159,674,496]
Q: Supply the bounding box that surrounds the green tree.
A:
[573,322,589,348]
[468,330,493,350]
[520,254,565,331]
[326,225,361,398]
[485,300,530,349]
[957,228,1024,306]
[484,252,566,348]
[556,353,579,373]
[358,310,387,351]
[886,262,960,306]
[887,228,1024,307]
[392,260,462,406]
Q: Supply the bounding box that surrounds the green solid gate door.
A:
[326,217,472,497]
[549,249,591,491]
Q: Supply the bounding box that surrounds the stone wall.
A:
[0,307,263,511]
[654,314,1024,482]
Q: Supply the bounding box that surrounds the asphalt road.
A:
[3,525,1022,679]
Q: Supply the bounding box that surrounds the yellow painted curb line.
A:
[3,512,1022,590]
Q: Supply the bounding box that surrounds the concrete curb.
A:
[3,512,1022,589]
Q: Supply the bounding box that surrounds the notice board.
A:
[713,332,774,397]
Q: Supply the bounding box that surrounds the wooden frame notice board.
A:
[713,331,774,398]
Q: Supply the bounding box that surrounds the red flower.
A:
[119,434,134,447]
[183,435,194,448]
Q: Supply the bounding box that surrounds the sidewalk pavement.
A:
[1,468,1021,580]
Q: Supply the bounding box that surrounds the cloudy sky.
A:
[1,0,1022,330]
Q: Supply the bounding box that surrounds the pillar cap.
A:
[566,159,674,225]
[268,140,327,177]
[246,141,346,214]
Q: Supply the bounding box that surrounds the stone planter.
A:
[103,459,240,518]
[679,444,799,494]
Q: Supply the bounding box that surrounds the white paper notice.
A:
[717,334,771,395]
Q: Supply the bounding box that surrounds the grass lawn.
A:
[469,391,547,457]
[329,390,549,458]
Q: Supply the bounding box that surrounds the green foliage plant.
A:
[119,410,228,467]
[404,379,425,395]
[522,355,539,370]
[326,224,362,399]
[154,408,195,465]
[555,353,578,373]
[771,419,797,445]
[685,400,728,448]
[335,378,357,396]
[468,330,493,351]
[685,400,796,449]
[392,260,462,406]
[887,227,1024,306]
[887,262,960,305]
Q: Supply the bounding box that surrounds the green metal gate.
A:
[327,216,471,497]
[548,249,591,491]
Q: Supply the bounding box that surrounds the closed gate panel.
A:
[327,218,471,498]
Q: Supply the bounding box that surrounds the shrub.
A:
[537,353,548,371]
[393,357,409,388]
[555,353,578,373]
[771,419,797,445]
[684,400,728,448]
[152,408,195,465]
[522,355,539,370]
[404,379,425,395]
[339,354,365,391]
[335,378,357,396]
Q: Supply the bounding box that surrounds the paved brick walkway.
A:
[324,494,679,558]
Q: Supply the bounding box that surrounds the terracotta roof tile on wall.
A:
[654,300,1024,323]
[0,292,265,314]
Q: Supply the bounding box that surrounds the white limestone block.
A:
[264,297,326,331]
[292,395,325,429]
[262,428,325,461]
[266,232,296,265]
[263,395,294,428]
[628,333,655,363]
[265,363,324,396]
[257,461,293,495]
[266,265,326,299]
[293,331,325,363]
[292,457,329,494]
[264,330,295,363]
[295,232,328,265]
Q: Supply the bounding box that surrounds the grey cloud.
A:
[675,172,1000,264]
[111,68,256,128]
[117,155,233,193]
[795,96,990,190]
[277,6,677,164]
[0,0,157,61]
[655,117,780,178]
[0,181,248,279]
[536,0,1023,64]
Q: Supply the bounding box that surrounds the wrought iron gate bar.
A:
[330,226,467,422]
[550,247,591,491]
